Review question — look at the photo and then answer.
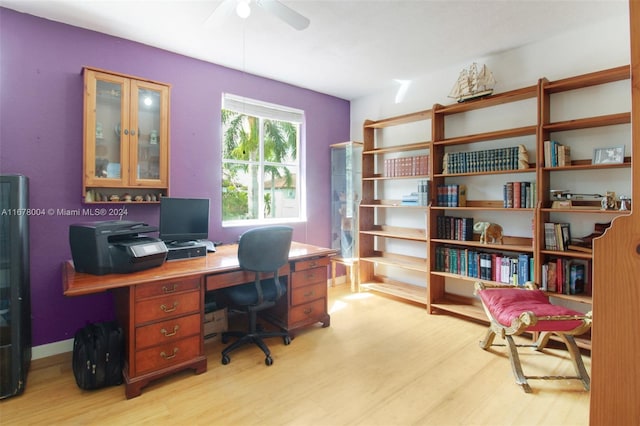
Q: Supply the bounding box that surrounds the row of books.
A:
[443,146,521,174]
[503,181,536,208]
[543,140,571,167]
[436,184,467,207]
[544,222,571,251]
[383,155,429,177]
[541,258,590,295]
[436,216,474,240]
[435,247,533,285]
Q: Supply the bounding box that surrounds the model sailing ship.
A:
[448,63,496,102]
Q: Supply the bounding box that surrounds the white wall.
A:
[350,15,631,138]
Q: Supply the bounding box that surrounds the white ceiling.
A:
[0,0,629,100]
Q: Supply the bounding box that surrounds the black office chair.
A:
[221,226,293,366]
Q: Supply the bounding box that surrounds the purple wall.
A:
[0,8,350,346]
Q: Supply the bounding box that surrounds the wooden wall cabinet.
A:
[82,67,170,203]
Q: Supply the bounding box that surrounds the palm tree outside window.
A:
[221,94,304,225]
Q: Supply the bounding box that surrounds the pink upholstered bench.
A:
[474,281,592,393]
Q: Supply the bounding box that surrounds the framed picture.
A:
[593,145,624,165]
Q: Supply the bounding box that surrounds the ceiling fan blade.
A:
[203,0,236,28]
[256,0,310,30]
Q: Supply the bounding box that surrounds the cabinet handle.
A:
[304,290,315,298]
[162,284,178,294]
[160,325,179,337]
[160,302,178,313]
[130,129,136,136]
[160,348,179,360]
[309,261,317,268]
[123,129,129,135]
[304,308,313,315]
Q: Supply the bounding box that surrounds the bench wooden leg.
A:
[479,328,496,350]
[556,334,591,391]
[505,335,533,393]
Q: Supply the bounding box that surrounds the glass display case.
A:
[83,67,170,203]
[330,142,362,289]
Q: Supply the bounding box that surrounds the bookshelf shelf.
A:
[363,174,429,181]
[434,125,537,147]
[360,254,428,272]
[363,141,430,154]
[434,168,535,178]
[431,239,534,253]
[360,226,427,242]
[359,280,427,304]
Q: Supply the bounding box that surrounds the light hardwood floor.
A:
[1,284,590,425]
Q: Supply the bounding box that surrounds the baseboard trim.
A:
[32,338,73,360]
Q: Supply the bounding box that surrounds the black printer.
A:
[69,220,168,275]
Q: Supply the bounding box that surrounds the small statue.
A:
[518,144,529,169]
[474,221,504,244]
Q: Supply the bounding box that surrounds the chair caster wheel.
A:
[221,355,230,365]
[283,336,292,345]
[265,356,273,366]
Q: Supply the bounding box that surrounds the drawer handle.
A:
[304,290,315,298]
[162,284,178,294]
[160,348,179,360]
[309,261,317,268]
[160,325,180,337]
[304,307,313,315]
[160,302,178,313]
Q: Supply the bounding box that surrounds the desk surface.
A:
[63,242,336,296]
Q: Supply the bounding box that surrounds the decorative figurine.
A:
[474,221,504,244]
[518,144,529,169]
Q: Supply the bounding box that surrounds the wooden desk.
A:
[62,242,336,398]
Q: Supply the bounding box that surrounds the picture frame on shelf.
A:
[592,145,624,165]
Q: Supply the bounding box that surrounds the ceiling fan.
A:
[206,0,310,31]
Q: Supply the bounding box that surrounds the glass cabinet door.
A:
[130,80,169,187]
[82,67,170,202]
[84,70,129,187]
[330,141,362,259]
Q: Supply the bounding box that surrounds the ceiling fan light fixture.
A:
[236,0,251,19]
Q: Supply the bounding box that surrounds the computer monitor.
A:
[159,197,210,245]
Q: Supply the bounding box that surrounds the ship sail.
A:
[448,63,496,102]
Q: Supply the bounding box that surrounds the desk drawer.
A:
[135,313,201,350]
[135,277,200,299]
[289,298,326,324]
[135,291,200,324]
[293,257,329,272]
[206,267,289,291]
[291,282,326,306]
[135,335,200,375]
[291,267,327,289]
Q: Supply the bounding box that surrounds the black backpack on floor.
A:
[72,321,124,390]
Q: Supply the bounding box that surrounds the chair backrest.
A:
[237,226,293,273]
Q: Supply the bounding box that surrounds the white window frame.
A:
[221,93,306,227]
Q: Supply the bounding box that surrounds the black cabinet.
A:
[0,174,31,399]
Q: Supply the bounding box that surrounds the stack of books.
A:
[436,184,467,207]
[543,140,571,167]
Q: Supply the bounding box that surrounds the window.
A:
[221,94,304,226]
